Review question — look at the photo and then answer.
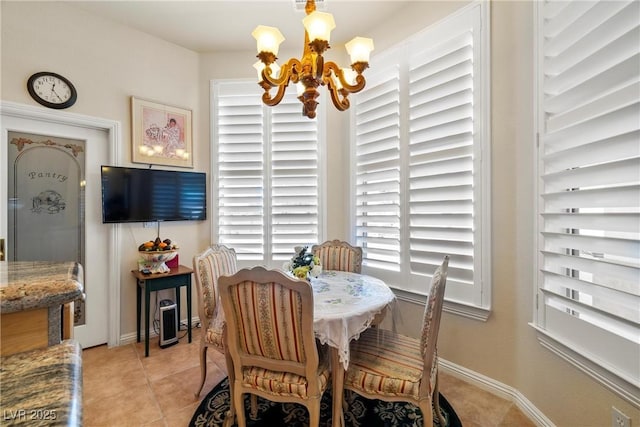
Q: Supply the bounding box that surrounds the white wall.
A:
[2,1,638,426]
[0,1,205,340]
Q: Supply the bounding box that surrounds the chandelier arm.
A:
[261,82,288,107]
[315,55,324,81]
[323,72,350,111]
[259,58,304,107]
[324,61,366,94]
[261,58,302,87]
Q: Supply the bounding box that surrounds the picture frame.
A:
[131,97,193,168]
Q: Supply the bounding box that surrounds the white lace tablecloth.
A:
[311,270,395,370]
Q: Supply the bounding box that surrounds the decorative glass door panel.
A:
[7,131,86,326]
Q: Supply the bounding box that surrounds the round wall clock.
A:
[27,72,77,109]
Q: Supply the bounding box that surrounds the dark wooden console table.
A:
[131,265,192,357]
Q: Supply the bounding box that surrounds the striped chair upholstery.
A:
[311,239,363,273]
[344,256,449,427]
[193,244,237,399]
[219,267,330,427]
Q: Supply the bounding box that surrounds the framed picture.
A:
[131,97,193,168]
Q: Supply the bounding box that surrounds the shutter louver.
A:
[355,64,401,271]
[271,91,320,260]
[538,0,640,389]
[214,81,322,264]
[408,30,476,291]
[216,85,265,260]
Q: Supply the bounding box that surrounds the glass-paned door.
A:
[7,131,86,325]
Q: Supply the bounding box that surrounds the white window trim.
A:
[530,324,640,407]
[395,288,490,321]
[476,0,492,320]
[349,1,491,321]
[531,2,640,407]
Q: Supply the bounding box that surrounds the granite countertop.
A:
[0,262,84,314]
[0,340,82,426]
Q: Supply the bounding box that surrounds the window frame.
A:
[531,0,640,406]
[349,1,491,320]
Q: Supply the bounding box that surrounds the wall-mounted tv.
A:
[101,165,206,223]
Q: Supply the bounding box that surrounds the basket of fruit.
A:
[138,238,178,273]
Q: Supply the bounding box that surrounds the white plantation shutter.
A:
[354,59,401,272]
[353,2,489,310]
[407,13,480,302]
[215,82,264,260]
[271,98,320,260]
[213,81,322,264]
[535,0,640,402]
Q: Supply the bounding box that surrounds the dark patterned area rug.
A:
[190,377,462,427]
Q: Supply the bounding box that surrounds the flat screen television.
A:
[101,165,206,223]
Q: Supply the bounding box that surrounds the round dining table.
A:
[310,270,396,427]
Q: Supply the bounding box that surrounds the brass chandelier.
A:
[252,0,374,119]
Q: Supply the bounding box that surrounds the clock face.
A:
[27,72,77,109]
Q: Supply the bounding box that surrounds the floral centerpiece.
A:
[283,246,322,280]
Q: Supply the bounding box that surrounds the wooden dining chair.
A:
[311,239,363,273]
[344,256,449,427]
[218,266,331,427]
[192,244,237,398]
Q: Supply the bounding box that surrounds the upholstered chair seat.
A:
[219,266,330,427]
[203,319,225,349]
[192,244,237,398]
[345,328,436,399]
[344,256,449,426]
[241,357,331,399]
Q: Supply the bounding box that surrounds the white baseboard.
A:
[439,358,556,427]
[119,316,201,345]
[117,318,552,426]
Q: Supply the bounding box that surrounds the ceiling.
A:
[63,1,410,53]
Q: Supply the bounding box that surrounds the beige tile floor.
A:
[83,336,536,427]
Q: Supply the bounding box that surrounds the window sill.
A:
[393,288,491,321]
[531,324,640,408]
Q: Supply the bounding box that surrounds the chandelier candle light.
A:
[252,0,374,119]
